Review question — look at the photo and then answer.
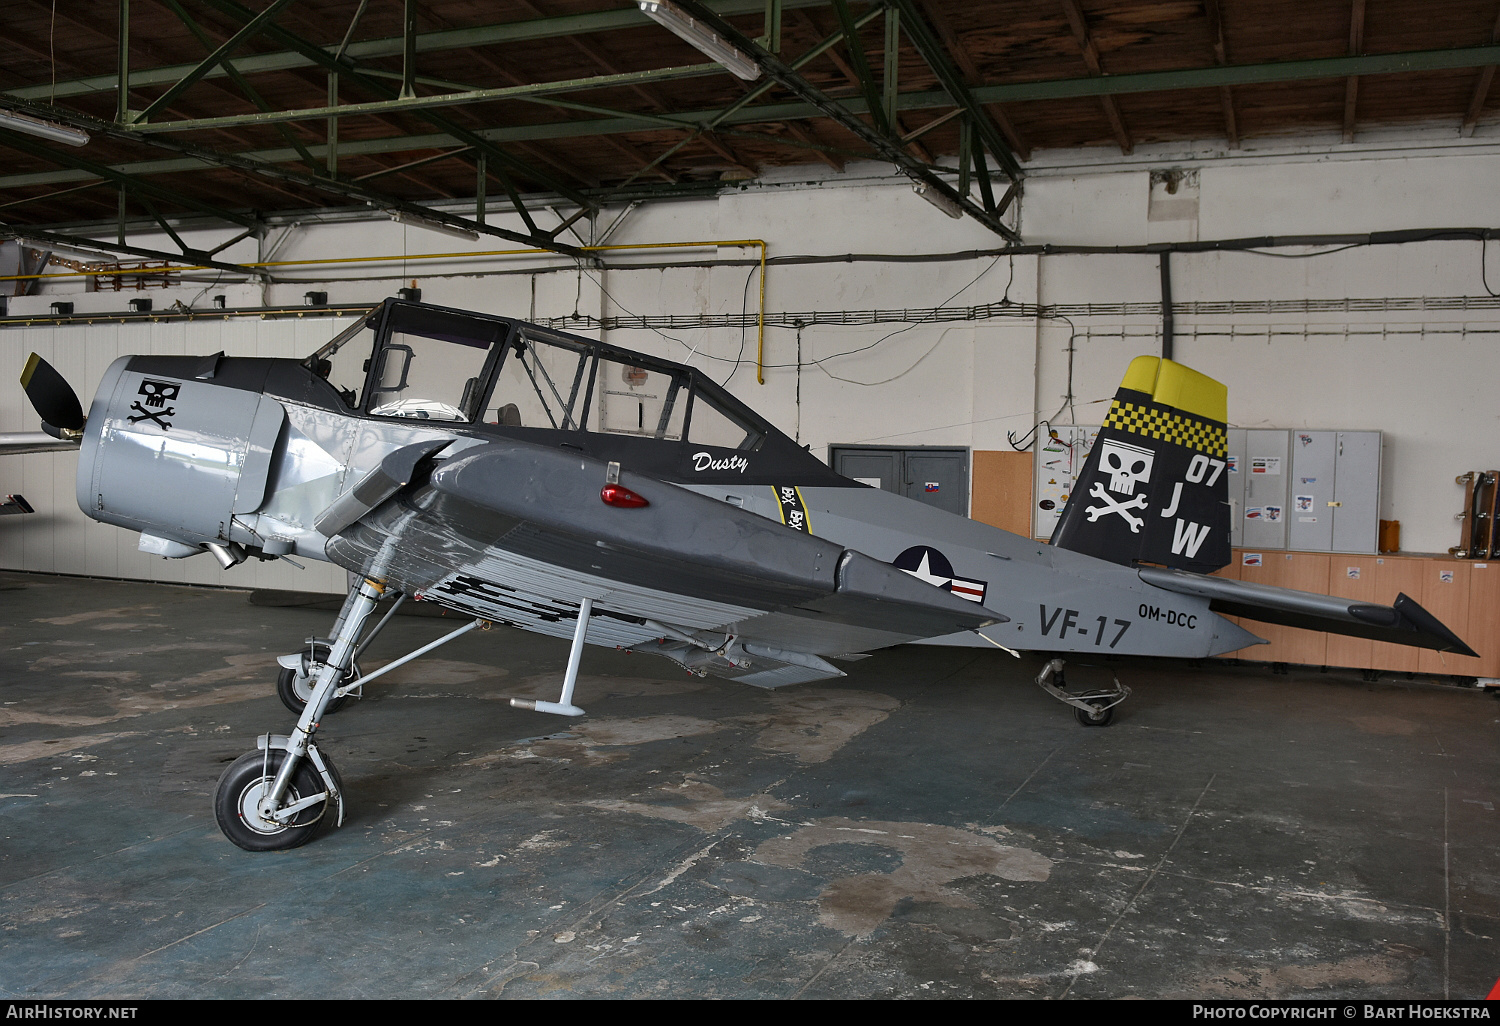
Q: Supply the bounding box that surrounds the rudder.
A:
[1051,356,1231,573]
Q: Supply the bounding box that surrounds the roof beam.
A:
[0,127,259,228]
[0,224,259,278]
[130,0,298,125]
[1059,0,1132,154]
[160,0,321,172]
[787,9,931,163]
[830,0,890,136]
[1461,6,1500,137]
[3,0,834,103]
[670,0,1019,242]
[0,97,585,256]
[507,0,750,176]
[10,43,1500,193]
[117,62,726,134]
[890,0,1021,178]
[1343,0,1367,143]
[199,0,593,231]
[914,0,1028,160]
[1202,0,1238,148]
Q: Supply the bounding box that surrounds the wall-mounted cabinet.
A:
[1228,429,1381,553]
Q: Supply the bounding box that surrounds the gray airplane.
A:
[11,297,1474,851]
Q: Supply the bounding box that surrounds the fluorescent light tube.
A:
[912,182,962,219]
[388,210,480,241]
[0,109,89,147]
[638,1,761,82]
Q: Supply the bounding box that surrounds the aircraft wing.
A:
[327,439,1003,687]
[1138,565,1477,656]
[0,432,79,455]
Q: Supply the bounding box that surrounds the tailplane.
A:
[1051,356,1231,573]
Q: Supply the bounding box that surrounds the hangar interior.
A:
[2,0,1499,1000]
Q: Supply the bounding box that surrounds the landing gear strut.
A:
[1034,658,1131,727]
[217,576,487,851]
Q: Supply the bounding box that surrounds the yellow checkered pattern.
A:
[1104,400,1227,457]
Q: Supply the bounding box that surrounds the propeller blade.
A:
[19,353,84,432]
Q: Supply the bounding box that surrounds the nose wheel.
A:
[213,748,342,852]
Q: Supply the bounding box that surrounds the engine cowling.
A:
[78,356,285,556]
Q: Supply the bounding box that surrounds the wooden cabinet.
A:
[1418,561,1484,676]
[1468,563,1500,678]
[1233,551,1330,666]
[1367,556,1427,674]
[1324,555,1379,670]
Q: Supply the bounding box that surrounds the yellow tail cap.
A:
[1117,355,1227,424]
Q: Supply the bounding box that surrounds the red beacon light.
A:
[601,483,648,508]
[601,460,648,507]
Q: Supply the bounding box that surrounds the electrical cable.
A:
[1483,236,1500,298]
[801,256,1005,385]
[721,263,761,388]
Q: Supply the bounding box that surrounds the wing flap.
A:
[1139,565,1477,656]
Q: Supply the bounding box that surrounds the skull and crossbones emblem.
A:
[1085,482,1148,532]
[1085,440,1157,532]
[1098,440,1155,494]
[127,378,180,431]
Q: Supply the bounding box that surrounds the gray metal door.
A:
[832,449,900,494]
[902,450,969,516]
[1227,428,1246,548]
[1331,431,1380,553]
[1242,429,1289,550]
[831,446,969,516]
[1289,430,1336,551]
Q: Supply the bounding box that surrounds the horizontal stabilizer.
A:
[1139,566,1477,656]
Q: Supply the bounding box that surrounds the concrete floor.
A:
[2,571,1498,1000]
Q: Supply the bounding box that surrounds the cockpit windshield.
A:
[305,300,770,450]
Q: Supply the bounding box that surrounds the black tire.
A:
[276,642,352,715]
[1075,700,1114,727]
[213,749,338,852]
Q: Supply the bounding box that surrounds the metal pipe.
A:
[335,616,483,697]
[1160,250,1174,361]
[205,541,246,568]
[558,596,591,709]
[0,236,770,374]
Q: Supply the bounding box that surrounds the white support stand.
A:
[511,596,591,717]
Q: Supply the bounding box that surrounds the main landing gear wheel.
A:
[277,643,354,715]
[213,749,342,852]
[1075,699,1114,727]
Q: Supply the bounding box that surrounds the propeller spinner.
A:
[19,353,84,439]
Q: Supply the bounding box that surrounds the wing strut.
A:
[511,597,591,718]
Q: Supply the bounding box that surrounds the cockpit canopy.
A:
[307,299,768,451]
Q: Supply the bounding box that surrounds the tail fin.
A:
[1051,356,1231,573]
